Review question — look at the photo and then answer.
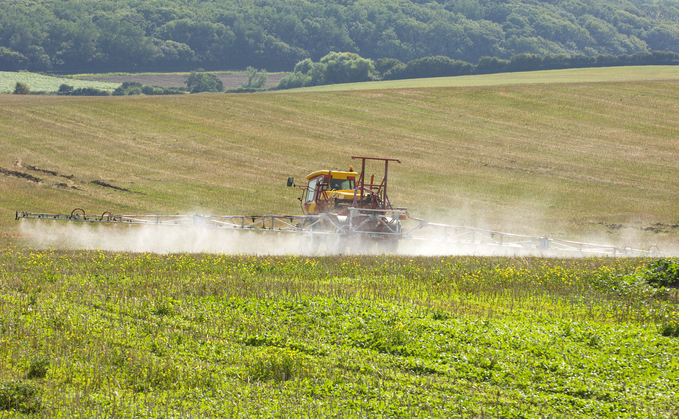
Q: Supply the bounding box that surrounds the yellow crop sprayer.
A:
[16,156,661,256]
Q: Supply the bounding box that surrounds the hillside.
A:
[2,70,679,416]
[1,0,679,73]
[1,67,678,252]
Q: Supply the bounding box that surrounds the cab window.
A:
[305,177,320,203]
[328,179,355,190]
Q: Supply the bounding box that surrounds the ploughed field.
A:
[1,250,678,417]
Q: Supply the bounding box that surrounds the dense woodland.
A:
[1,0,679,73]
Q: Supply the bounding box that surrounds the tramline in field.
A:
[15,156,661,256]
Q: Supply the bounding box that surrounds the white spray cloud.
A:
[21,220,307,255]
[20,219,665,257]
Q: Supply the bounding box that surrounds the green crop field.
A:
[1,66,678,417]
[0,72,120,94]
[1,251,678,417]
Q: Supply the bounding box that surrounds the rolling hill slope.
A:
[1,67,678,251]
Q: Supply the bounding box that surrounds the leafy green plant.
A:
[276,52,374,89]
[660,321,679,337]
[0,381,42,413]
[26,356,50,379]
[644,259,679,288]
[245,347,306,382]
[71,87,110,96]
[151,297,178,316]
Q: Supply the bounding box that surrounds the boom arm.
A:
[15,209,661,257]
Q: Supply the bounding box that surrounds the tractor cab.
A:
[302,169,358,214]
[288,157,402,216]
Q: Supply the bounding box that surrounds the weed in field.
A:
[0,380,42,413]
[245,347,307,382]
[26,356,50,379]
[660,321,679,337]
[151,297,179,316]
[643,259,679,288]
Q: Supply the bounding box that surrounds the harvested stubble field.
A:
[0,66,678,249]
[1,67,679,417]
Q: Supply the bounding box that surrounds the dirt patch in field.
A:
[592,221,679,234]
[90,180,134,193]
[81,73,289,89]
[23,164,75,180]
[0,167,42,183]
[6,160,134,194]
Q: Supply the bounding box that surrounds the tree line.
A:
[1,0,679,74]
[12,51,678,95]
[12,68,270,96]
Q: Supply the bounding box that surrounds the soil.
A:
[4,160,138,194]
[90,180,133,193]
[81,73,289,90]
[0,167,42,183]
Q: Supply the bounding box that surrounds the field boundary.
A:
[283,65,679,92]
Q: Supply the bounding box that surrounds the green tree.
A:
[381,62,407,80]
[506,52,544,72]
[645,24,679,53]
[185,71,224,93]
[155,19,235,63]
[319,52,374,84]
[475,56,507,74]
[1,0,679,72]
[399,56,473,79]
[113,81,144,96]
[243,66,268,88]
[71,87,109,96]
[276,71,312,89]
[374,58,403,76]
[94,18,160,70]
[57,84,74,95]
[293,58,314,74]
[452,0,485,20]
[276,52,374,89]
[13,81,30,94]
[0,47,28,70]
[155,40,196,67]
